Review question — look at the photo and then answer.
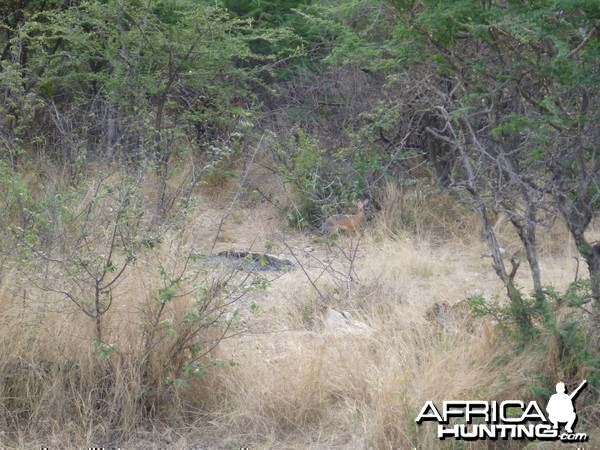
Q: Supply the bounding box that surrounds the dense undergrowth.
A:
[0,159,598,447]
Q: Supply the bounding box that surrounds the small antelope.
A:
[322,200,368,247]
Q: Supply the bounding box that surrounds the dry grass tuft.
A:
[373,182,480,243]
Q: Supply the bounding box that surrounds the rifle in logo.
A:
[546,380,587,434]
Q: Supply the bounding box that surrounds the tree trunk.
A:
[510,215,544,305]
[477,204,534,336]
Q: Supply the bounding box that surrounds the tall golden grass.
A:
[0,167,597,448]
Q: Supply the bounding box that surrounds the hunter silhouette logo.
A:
[415,380,589,443]
[546,380,586,434]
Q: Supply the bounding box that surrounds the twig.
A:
[210,134,264,254]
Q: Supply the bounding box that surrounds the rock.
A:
[323,307,373,336]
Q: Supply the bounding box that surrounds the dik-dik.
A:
[322,200,368,248]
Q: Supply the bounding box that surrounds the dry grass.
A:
[0,169,597,449]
